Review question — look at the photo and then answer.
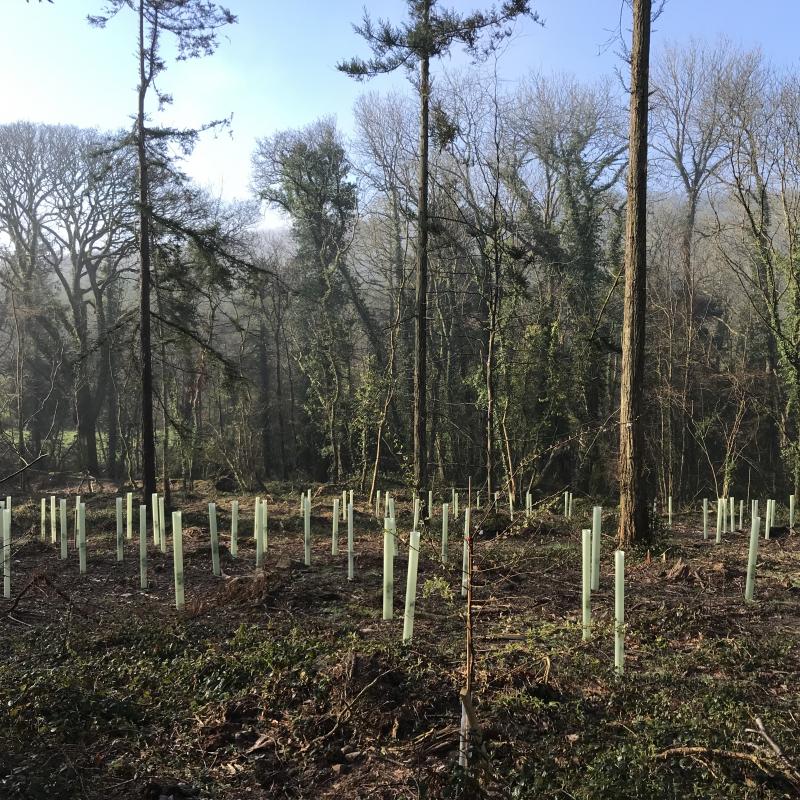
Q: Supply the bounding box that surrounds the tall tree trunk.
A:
[413,0,430,496]
[138,0,157,502]
[618,0,652,547]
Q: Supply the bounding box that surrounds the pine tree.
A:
[89,0,235,501]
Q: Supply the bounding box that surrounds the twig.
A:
[753,717,800,786]
[655,746,800,791]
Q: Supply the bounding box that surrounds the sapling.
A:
[582,529,591,640]
[116,497,124,562]
[304,494,311,566]
[230,500,239,557]
[209,502,220,577]
[139,505,147,589]
[40,498,46,540]
[78,502,87,574]
[3,507,10,599]
[159,496,167,553]
[702,498,708,540]
[591,506,602,591]
[347,501,354,581]
[441,502,449,563]
[403,529,421,644]
[614,550,625,676]
[172,510,184,610]
[50,495,57,543]
[461,507,471,598]
[59,499,67,559]
[126,492,133,540]
[383,518,393,620]
[745,514,761,603]
[332,499,340,555]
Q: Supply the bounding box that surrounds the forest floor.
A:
[1,484,799,800]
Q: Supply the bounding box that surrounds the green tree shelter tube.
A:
[116,497,124,562]
[591,506,602,591]
[3,507,10,599]
[139,505,147,590]
[441,503,449,563]
[615,549,625,676]
[78,503,86,574]
[209,502,220,577]
[383,517,394,620]
[59,499,68,560]
[126,492,133,540]
[582,529,591,640]
[230,500,238,558]
[347,501,354,581]
[403,529,421,644]
[745,515,761,603]
[332,499,340,555]
[172,510,184,610]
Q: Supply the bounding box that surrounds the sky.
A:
[2,0,800,217]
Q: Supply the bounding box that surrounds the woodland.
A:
[1,1,799,799]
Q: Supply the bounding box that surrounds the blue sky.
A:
[2,0,800,208]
